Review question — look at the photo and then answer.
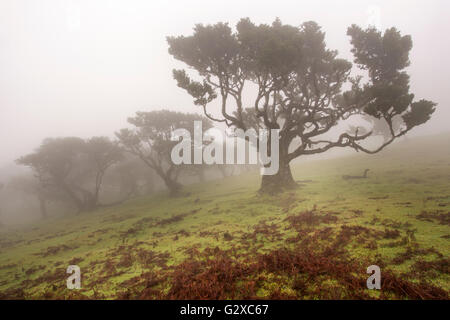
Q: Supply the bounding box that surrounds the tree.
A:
[16,137,123,212]
[116,110,211,196]
[83,137,125,207]
[167,19,436,194]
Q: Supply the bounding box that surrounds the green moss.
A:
[0,133,449,298]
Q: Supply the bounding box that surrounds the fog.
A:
[1,2,450,301]
[0,0,449,168]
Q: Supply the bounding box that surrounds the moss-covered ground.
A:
[0,133,449,299]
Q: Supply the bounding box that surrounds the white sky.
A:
[1,0,449,166]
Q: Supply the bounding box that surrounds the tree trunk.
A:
[259,159,296,195]
[77,189,98,213]
[259,135,296,194]
[153,166,182,197]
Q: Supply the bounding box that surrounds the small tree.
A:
[167,19,436,194]
[16,137,123,212]
[116,110,211,196]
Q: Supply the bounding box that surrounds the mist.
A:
[1,0,450,302]
[1,0,449,168]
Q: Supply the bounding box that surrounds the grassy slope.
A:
[0,133,449,299]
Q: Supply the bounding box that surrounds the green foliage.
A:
[347,25,435,139]
[168,18,437,175]
[403,100,437,129]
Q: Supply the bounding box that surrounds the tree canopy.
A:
[116,110,211,195]
[167,18,436,193]
[16,136,123,212]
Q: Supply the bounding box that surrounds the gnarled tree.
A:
[116,110,211,196]
[167,18,436,194]
[16,137,123,212]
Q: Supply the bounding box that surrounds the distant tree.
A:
[16,137,123,212]
[116,110,211,196]
[167,19,436,194]
[83,137,125,206]
[105,157,157,198]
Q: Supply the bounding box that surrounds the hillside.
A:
[0,132,449,299]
